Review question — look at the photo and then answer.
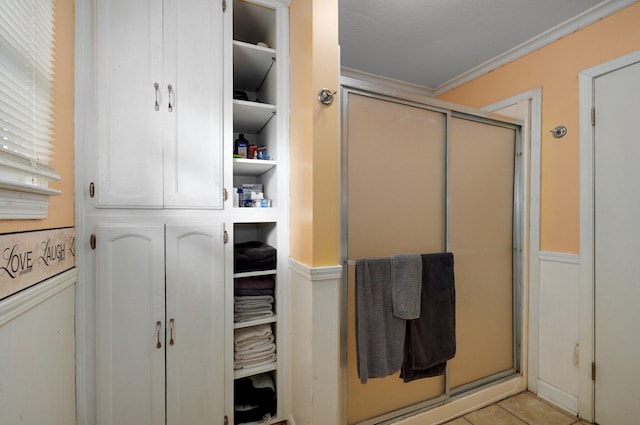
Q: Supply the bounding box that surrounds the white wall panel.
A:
[538,252,580,414]
[0,270,76,425]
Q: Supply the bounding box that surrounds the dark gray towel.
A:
[356,257,406,384]
[401,252,456,382]
[391,254,423,320]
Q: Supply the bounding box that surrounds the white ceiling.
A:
[339,0,618,91]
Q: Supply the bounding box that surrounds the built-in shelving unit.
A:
[232,0,279,210]
[231,2,286,423]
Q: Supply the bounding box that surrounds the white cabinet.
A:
[95,0,224,208]
[78,0,290,424]
[96,223,225,425]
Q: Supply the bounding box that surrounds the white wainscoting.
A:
[537,252,580,415]
[288,259,342,425]
[0,268,77,425]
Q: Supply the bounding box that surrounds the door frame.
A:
[483,88,541,396]
[578,49,640,423]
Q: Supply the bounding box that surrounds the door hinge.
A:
[223,230,228,244]
[90,234,96,250]
[223,188,228,201]
[591,107,596,126]
[592,362,596,381]
[222,0,227,12]
[89,182,95,198]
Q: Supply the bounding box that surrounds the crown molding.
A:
[433,0,638,96]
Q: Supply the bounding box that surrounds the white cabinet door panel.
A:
[96,224,166,425]
[163,0,224,208]
[96,0,164,207]
[165,223,225,425]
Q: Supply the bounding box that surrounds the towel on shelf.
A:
[391,254,423,320]
[401,252,456,382]
[234,353,277,370]
[234,275,276,290]
[235,288,275,297]
[355,257,406,384]
[235,374,276,425]
[235,311,275,323]
[234,324,272,345]
[235,241,277,273]
[235,343,276,360]
[234,296,274,311]
[234,295,275,323]
[234,324,277,370]
[235,334,275,351]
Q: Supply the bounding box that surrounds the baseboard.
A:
[537,380,578,416]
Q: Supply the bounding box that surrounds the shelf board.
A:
[234,269,277,279]
[233,100,276,134]
[233,158,276,176]
[234,315,277,329]
[234,362,277,380]
[233,40,276,91]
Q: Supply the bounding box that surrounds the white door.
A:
[96,224,166,425]
[163,0,224,208]
[594,60,640,425]
[96,0,164,207]
[165,224,225,425]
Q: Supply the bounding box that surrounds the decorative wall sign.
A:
[0,227,76,300]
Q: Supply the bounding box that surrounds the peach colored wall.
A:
[438,3,640,254]
[2,0,75,234]
[289,0,341,266]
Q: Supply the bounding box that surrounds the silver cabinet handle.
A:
[154,82,160,111]
[169,318,175,345]
[156,321,162,349]
[167,84,174,112]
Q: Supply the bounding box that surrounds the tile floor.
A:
[443,392,590,425]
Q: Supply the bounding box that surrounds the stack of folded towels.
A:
[234,241,277,273]
[234,324,276,370]
[234,275,275,323]
[234,373,276,425]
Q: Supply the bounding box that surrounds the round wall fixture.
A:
[551,125,567,138]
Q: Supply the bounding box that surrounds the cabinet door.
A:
[163,0,224,208]
[165,224,225,425]
[96,224,166,425]
[96,0,164,207]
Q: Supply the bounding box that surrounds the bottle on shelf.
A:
[235,133,249,158]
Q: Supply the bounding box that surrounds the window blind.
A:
[0,0,60,217]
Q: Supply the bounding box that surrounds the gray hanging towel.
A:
[391,254,423,320]
[401,252,456,382]
[355,257,406,384]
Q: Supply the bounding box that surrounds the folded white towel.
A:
[234,324,272,346]
[234,353,277,370]
[235,334,275,351]
[235,343,276,360]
